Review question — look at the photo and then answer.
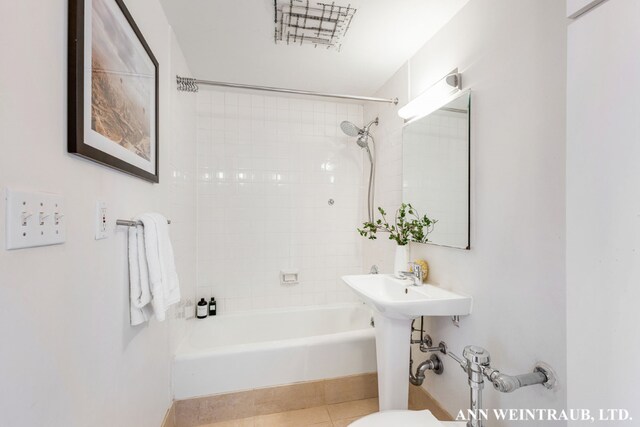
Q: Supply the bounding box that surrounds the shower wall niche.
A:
[195,90,366,313]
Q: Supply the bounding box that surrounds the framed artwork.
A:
[68,0,159,183]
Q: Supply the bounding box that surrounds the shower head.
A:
[341,118,378,153]
[340,121,361,137]
[356,134,370,148]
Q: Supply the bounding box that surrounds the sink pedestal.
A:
[341,274,472,412]
[374,312,412,411]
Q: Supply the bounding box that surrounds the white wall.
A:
[364,0,567,423]
[0,0,196,425]
[195,91,365,312]
[567,0,640,421]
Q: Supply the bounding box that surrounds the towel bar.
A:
[116,219,171,227]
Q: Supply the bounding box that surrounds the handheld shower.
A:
[340,117,379,222]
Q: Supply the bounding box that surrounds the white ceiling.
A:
[159,0,470,96]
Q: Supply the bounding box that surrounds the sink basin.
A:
[342,274,472,320]
[341,274,472,412]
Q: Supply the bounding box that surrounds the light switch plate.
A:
[95,201,108,240]
[5,188,65,250]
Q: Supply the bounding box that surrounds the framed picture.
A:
[68,0,159,183]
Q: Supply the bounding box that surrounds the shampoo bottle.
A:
[196,298,208,319]
[209,297,217,316]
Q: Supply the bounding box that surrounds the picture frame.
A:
[68,0,159,183]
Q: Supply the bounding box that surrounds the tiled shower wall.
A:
[195,90,366,313]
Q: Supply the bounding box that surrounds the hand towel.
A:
[138,213,181,322]
[128,223,152,326]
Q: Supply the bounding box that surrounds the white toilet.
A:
[349,410,466,426]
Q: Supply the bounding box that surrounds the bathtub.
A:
[173,303,377,399]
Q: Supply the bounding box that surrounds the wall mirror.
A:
[402,90,470,249]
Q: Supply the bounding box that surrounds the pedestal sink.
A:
[342,274,472,411]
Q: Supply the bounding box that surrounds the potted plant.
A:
[358,203,436,277]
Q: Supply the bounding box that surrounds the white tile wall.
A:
[168,32,198,350]
[195,89,366,313]
[168,87,197,324]
[361,79,406,274]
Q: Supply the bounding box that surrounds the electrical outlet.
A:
[95,201,108,240]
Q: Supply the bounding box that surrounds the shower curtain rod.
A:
[176,76,398,105]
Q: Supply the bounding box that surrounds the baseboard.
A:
[161,403,175,427]
[409,384,454,421]
[168,373,453,427]
[173,372,378,427]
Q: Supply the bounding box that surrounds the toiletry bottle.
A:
[209,297,217,316]
[196,298,208,319]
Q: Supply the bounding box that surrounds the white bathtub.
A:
[173,303,377,399]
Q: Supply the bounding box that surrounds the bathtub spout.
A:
[409,354,443,386]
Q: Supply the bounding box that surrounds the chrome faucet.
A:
[399,263,423,286]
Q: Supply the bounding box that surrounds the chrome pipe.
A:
[483,368,548,393]
[177,75,399,104]
[433,342,556,426]
[462,346,491,427]
[409,354,443,386]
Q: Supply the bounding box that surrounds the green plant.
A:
[357,203,436,246]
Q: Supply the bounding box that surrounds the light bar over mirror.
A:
[398,70,462,122]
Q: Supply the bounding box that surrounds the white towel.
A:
[128,213,181,325]
[128,223,152,325]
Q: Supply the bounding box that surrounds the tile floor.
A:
[197,397,380,427]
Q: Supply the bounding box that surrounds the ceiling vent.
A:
[274,0,356,51]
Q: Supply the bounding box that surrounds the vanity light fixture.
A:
[398,71,462,122]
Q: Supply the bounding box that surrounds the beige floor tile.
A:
[197,417,256,427]
[326,398,379,421]
[332,416,363,427]
[254,406,331,427]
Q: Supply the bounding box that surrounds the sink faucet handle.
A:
[399,263,423,285]
[412,263,423,283]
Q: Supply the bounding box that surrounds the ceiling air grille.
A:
[274,0,356,51]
